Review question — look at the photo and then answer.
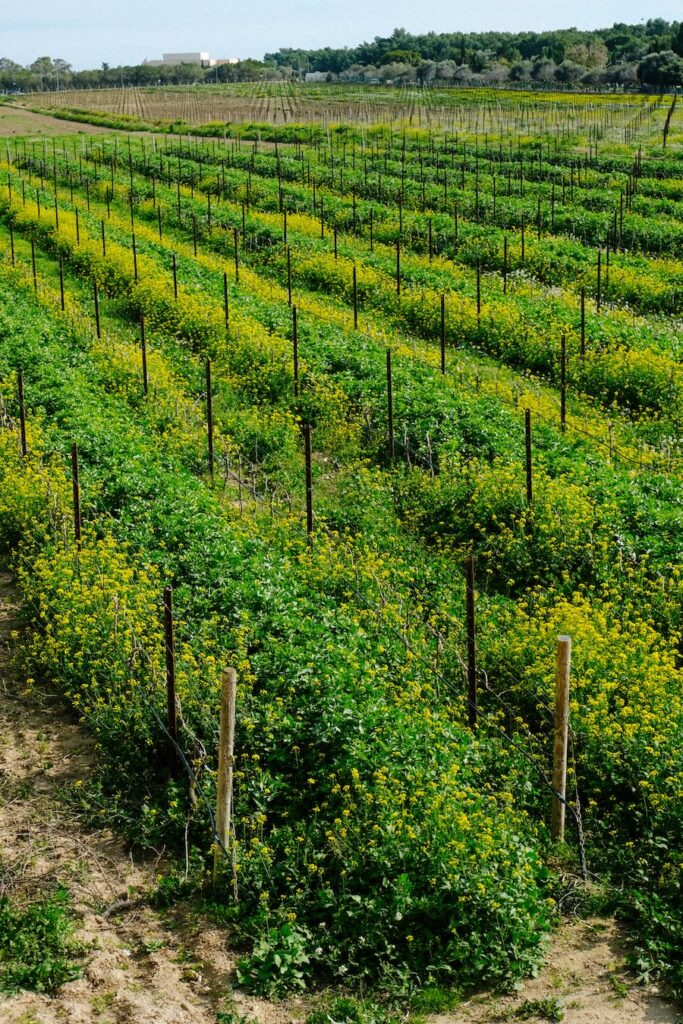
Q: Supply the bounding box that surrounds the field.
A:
[18,81,672,136]
[0,86,681,1011]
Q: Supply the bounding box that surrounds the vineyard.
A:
[19,81,672,135]
[0,88,681,1007]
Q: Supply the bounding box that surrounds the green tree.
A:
[381,49,422,66]
[672,23,683,57]
[637,49,683,85]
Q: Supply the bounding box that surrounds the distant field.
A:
[17,82,675,143]
[0,102,109,136]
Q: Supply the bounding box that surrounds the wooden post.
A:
[71,442,81,544]
[132,232,138,282]
[503,235,508,294]
[440,294,446,374]
[352,265,358,330]
[31,238,37,293]
[292,305,299,397]
[596,251,601,311]
[466,554,477,730]
[18,370,27,458]
[520,214,525,264]
[213,667,237,887]
[396,239,400,298]
[525,409,532,504]
[303,423,313,538]
[206,358,214,477]
[93,280,101,339]
[560,334,567,432]
[551,635,571,843]
[580,287,586,357]
[140,315,148,395]
[223,271,229,333]
[287,246,292,306]
[164,585,179,779]
[386,348,394,460]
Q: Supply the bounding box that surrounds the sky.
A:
[3,0,682,70]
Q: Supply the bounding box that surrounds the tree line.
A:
[266,21,683,88]
[1,19,682,94]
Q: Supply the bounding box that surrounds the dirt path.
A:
[0,570,254,1023]
[431,917,678,1024]
[0,105,110,137]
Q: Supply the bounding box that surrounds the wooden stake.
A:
[580,287,586,356]
[292,305,299,397]
[93,280,101,339]
[71,442,81,544]
[223,272,229,333]
[206,358,214,477]
[18,370,27,458]
[503,235,508,294]
[303,423,313,538]
[213,667,237,888]
[287,246,292,306]
[525,409,533,504]
[386,348,394,460]
[440,294,446,374]
[164,586,179,779]
[140,315,148,395]
[466,554,477,730]
[551,635,571,843]
[352,265,358,330]
[596,251,601,311]
[396,239,400,298]
[560,334,567,432]
[31,237,37,293]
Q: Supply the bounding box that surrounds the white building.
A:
[163,51,211,66]
[143,52,240,68]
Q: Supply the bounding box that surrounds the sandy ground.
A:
[0,105,110,137]
[0,570,309,1024]
[429,919,679,1024]
[0,566,679,1024]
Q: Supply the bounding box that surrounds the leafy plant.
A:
[236,924,311,996]
[0,888,82,994]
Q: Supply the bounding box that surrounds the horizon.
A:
[3,0,682,71]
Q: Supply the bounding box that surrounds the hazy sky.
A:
[3,0,682,69]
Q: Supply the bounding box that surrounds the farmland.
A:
[0,86,681,1008]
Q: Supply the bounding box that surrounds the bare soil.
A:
[0,570,306,1024]
[430,918,679,1024]
[0,105,109,137]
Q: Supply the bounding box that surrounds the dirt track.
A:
[0,105,110,137]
